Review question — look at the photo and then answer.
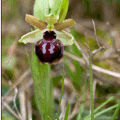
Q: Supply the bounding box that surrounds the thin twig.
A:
[2,68,31,103]
[91,46,105,57]
[68,101,79,120]
[59,94,67,120]
[92,65,120,78]
[73,39,89,64]
[64,51,120,78]
[18,91,26,120]
[2,102,20,119]
[93,80,97,101]
[19,79,33,93]
[74,21,110,48]
[3,81,23,119]
[106,22,120,55]
[26,88,32,120]
[92,19,101,48]
[2,79,33,111]
[13,87,23,120]
[68,108,79,120]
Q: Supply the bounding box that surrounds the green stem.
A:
[89,50,94,120]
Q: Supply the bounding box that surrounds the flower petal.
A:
[19,29,47,44]
[25,14,47,30]
[56,30,74,46]
[54,19,76,31]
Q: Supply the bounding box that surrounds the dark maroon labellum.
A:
[34,31,63,64]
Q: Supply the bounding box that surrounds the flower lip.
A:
[34,39,64,64]
[43,31,56,41]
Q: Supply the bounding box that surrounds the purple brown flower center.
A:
[34,31,63,64]
[43,31,56,41]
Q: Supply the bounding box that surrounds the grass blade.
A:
[56,113,60,120]
[94,97,114,113]
[72,79,87,120]
[72,85,82,119]
[84,97,114,120]
[111,101,120,120]
[88,104,119,120]
[64,101,70,120]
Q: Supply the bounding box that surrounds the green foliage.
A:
[57,67,65,115]
[2,92,18,120]
[26,47,54,119]
[49,0,63,16]
[64,101,70,120]
[34,0,69,21]
[88,49,94,120]
[84,97,114,120]
[72,85,85,120]
[34,0,49,21]
[112,100,120,120]
[2,110,18,120]
[3,0,120,119]
[58,0,69,22]
[52,75,63,87]
[92,104,118,120]
[64,28,86,91]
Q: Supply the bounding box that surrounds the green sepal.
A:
[19,29,74,46]
[56,30,74,46]
[19,29,46,44]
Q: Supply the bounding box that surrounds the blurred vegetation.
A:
[2,0,120,119]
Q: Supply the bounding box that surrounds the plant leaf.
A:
[34,0,49,21]
[111,100,120,120]
[84,97,114,120]
[58,0,69,22]
[64,101,70,120]
[56,113,60,120]
[88,104,119,120]
[49,0,63,16]
[31,45,54,119]
[57,66,64,115]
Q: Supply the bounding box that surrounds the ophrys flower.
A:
[19,14,76,64]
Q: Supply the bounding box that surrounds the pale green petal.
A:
[19,29,47,44]
[56,30,74,46]
[19,29,74,46]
